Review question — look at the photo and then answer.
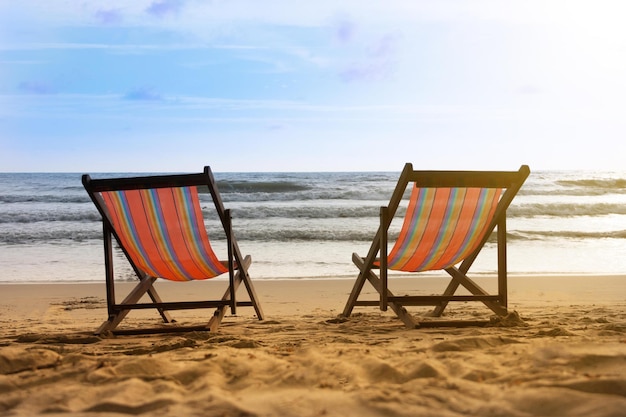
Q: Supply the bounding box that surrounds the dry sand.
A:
[0,275,625,416]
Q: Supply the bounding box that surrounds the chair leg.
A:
[146,286,174,323]
[351,254,419,328]
[207,255,252,331]
[446,268,508,316]
[238,257,264,320]
[95,276,158,335]
[431,277,460,317]
[342,253,370,318]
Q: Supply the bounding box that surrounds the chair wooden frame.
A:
[83,167,264,335]
[342,163,530,328]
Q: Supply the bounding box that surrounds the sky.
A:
[1,0,625,172]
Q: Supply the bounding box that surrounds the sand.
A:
[0,275,625,417]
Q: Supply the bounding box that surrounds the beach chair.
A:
[342,163,530,328]
[82,167,264,335]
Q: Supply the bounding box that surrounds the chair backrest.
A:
[373,164,530,275]
[98,185,228,281]
[388,186,502,272]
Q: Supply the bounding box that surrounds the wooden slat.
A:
[386,295,501,305]
[111,300,255,312]
[112,300,231,312]
[355,295,500,306]
[407,165,530,188]
[83,172,208,192]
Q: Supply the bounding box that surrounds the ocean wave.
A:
[213,181,311,194]
[231,202,626,219]
[0,211,100,224]
[556,178,626,190]
[519,178,626,196]
[0,229,366,244]
[0,195,91,204]
[2,226,624,245]
[509,202,626,217]
[204,189,396,202]
[510,229,626,240]
[3,201,626,224]
[0,230,102,244]
[520,188,626,197]
[225,205,384,219]
[234,229,379,242]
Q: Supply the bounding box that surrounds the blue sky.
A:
[1,0,625,172]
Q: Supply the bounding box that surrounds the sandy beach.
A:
[0,275,625,416]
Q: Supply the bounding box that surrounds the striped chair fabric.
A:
[387,186,502,272]
[101,186,228,281]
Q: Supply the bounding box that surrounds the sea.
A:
[1,170,626,283]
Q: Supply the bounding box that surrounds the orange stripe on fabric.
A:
[102,190,162,278]
[447,188,502,265]
[387,186,503,272]
[426,188,481,270]
[100,187,228,281]
[167,187,227,278]
[387,186,434,270]
[126,189,181,279]
[165,188,206,277]
[399,188,451,272]
[144,188,193,281]
[416,188,466,271]
[133,189,182,279]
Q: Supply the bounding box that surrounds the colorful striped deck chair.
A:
[83,167,264,335]
[342,163,530,328]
